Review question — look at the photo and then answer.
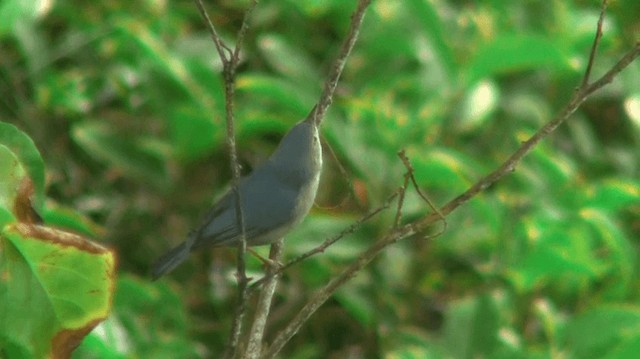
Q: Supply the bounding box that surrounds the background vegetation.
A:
[1,0,639,357]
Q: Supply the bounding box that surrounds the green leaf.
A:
[566,306,640,359]
[466,34,570,86]
[72,121,171,189]
[602,336,640,359]
[72,316,129,359]
[0,121,45,210]
[236,74,315,113]
[0,145,24,224]
[530,147,576,189]
[287,214,363,258]
[587,179,640,212]
[107,275,201,358]
[257,33,319,83]
[0,223,115,359]
[168,105,220,161]
[580,208,634,299]
[0,208,14,229]
[408,146,481,193]
[42,203,103,238]
[114,20,219,112]
[443,295,501,359]
[0,0,39,37]
[287,214,366,286]
[407,0,456,78]
[36,71,91,116]
[335,284,376,327]
[283,0,343,16]
[509,221,602,292]
[382,327,446,359]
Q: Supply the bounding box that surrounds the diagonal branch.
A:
[313,0,372,124]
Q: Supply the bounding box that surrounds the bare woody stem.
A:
[192,0,260,357]
[245,239,284,358]
[313,0,372,124]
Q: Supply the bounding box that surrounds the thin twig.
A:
[314,138,357,210]
[393,169,410,228]
[582,42,640,97]
[233,0,260,62]
[193,0,232,63]
[248,190,400,291]
[397,150,447,235]
[582,0,608,87]
[313,0,372,125]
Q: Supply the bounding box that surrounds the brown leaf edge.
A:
[51,319,103,359]
[13,176,43,224]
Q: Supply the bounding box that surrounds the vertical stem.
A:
[245,239,285,358]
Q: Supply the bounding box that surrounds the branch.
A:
[245,239,285,358]
[192,0,260,357]
[313,0,372,124]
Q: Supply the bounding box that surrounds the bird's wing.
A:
[191,168,298,249]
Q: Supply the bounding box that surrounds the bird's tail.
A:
[151,242,190,280]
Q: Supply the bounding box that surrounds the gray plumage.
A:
[152,111,322,280]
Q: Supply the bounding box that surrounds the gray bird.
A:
[152,109,322,279]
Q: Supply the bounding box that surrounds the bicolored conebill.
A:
[152,108,322,279]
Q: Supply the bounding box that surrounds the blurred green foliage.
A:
[1,0,639,358]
